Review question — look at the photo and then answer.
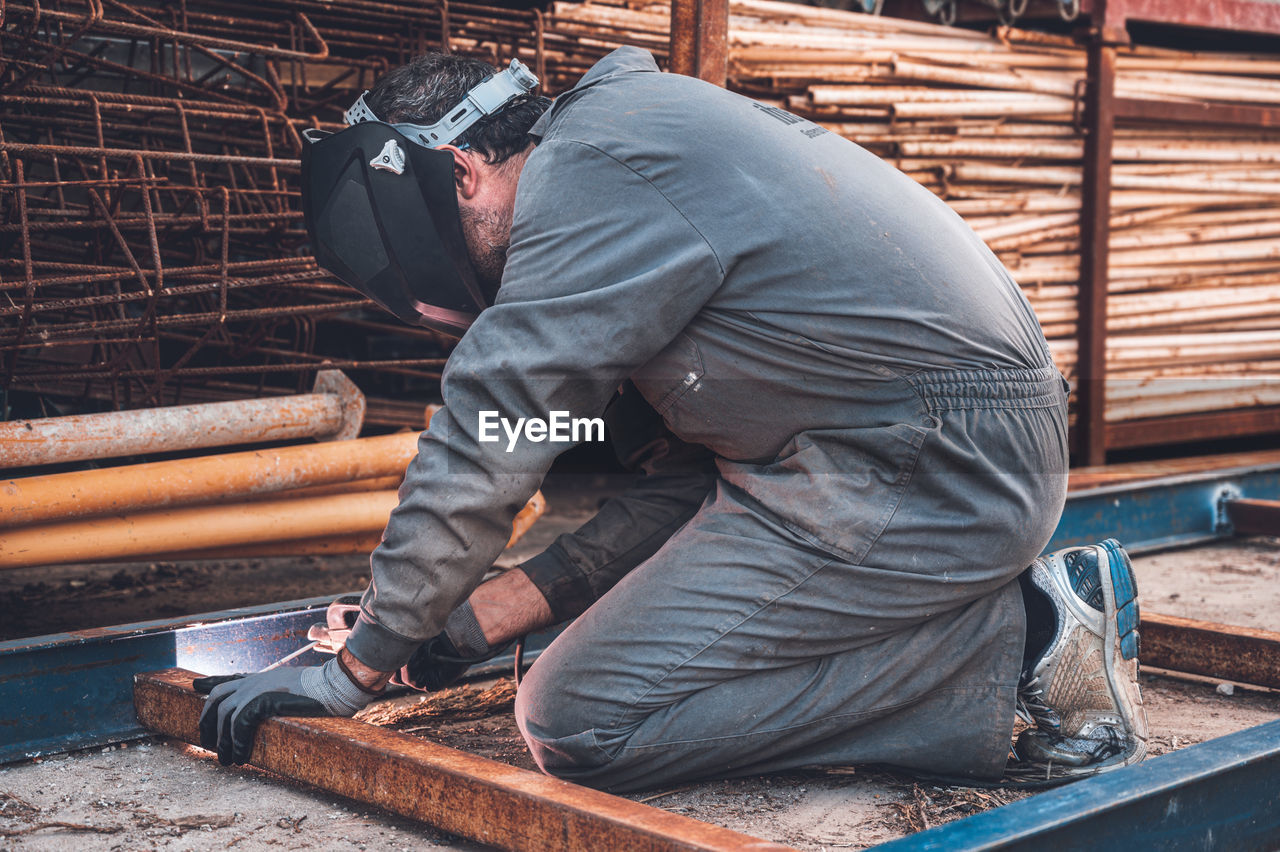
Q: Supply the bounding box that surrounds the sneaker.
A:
[1003,727,1134,786]
[1015,539,1148,775]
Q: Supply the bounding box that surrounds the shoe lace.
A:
[1015,676,1061,733]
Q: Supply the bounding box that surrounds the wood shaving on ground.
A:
[0,820,123,837]
[878,778,1030,834]
[358,678,518,729]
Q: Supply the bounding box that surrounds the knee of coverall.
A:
[514,647,661,788]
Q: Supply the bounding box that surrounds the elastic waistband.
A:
[905,364,1067,411]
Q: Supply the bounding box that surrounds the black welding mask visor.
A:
[301,122,487,337]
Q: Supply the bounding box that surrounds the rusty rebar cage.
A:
[0,0,543,419]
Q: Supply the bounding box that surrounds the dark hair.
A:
[367,53,551,164]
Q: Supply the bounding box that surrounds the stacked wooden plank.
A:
[547,0,1280,426]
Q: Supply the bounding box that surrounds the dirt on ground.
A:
[1132,535,1280,631]
[2,499,1277,850]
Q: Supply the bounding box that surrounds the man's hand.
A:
[194,655,381,766]
[395,632,473,692]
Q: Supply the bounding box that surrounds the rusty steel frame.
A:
[0,455,1272,845]
[669,0,729,86]
[1067,1,1280,461]
[1142,611,1280,690]
[136,665,1280,850]
[1081,0,1280,41]
[135,669,796,852]
[1075,35,1116,468]
[1225,497,1280,536]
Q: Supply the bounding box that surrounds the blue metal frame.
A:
[0,596,555,764]
[874,719,1280,851]
[1050,461,1280,554]
[0,597,331,762]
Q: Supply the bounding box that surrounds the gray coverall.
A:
[345,46,1070,792]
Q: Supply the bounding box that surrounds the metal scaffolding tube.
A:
[0,432,421,528]
[0,489,545,569]
[0,370,365,469]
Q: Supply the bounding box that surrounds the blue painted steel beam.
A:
[1051,462,1280,554]
[873,718,1280,851]
[0,596,556,764]
[0,597,332,763]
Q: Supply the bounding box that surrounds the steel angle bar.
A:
[1048,461,1280,554]
[0,597,331,763]
[134,669,795,852]
[1226,498,1280,537]
[1142,611,1280,690]
[873,718,1280,851]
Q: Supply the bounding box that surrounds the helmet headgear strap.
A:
[344,58,539,150]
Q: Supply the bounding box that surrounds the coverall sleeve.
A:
[519,383,718,622]
[344,140,726,671]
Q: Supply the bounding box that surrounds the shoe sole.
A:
[1100,539,1140,661]
[1095,538,1147,756]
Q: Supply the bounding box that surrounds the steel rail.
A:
[1226,497,1280,536]
[0,597,332,762]
[135,669,795,852]
[1142,611,1280,690]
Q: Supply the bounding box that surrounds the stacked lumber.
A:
[547,0,1280,426]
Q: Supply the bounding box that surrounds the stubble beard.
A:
[460,203,511,294]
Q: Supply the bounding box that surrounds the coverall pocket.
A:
[719,420,937,564]
[633,333,706,416]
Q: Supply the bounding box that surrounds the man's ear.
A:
[440,144,481,201]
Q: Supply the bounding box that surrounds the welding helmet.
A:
[300,59,539,336]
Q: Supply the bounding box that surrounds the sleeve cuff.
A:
[518,544,595,623]
[343,612,424,673]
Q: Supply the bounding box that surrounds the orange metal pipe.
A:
[0,490,547,569]
[0,370,364,470]
[1,432,420,528]
[246,474,406,502]
[130,491,548,561]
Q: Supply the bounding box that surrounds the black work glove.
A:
[194,658,377,766]
[394,632,474,692]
